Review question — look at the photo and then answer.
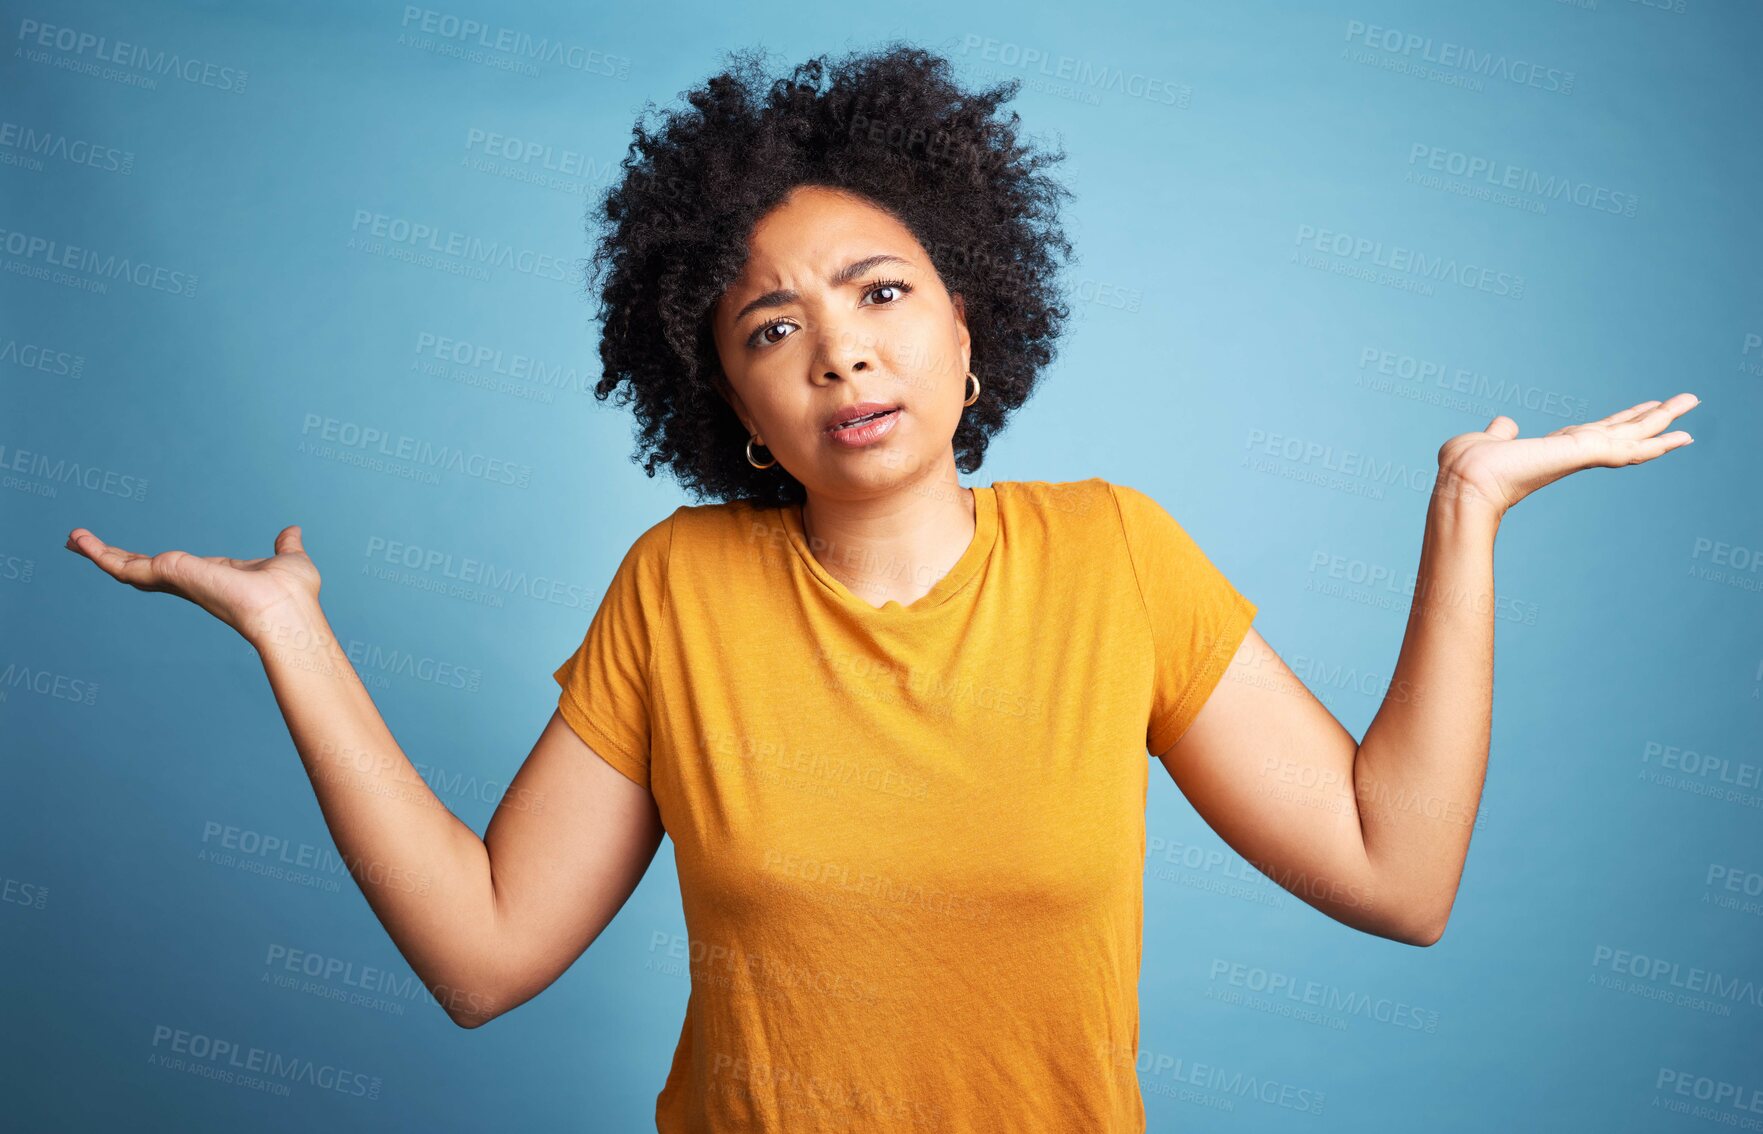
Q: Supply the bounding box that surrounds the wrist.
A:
[1430,466,1506,528]
[241,592,330,654]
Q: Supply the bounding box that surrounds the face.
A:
[710,184,972,501]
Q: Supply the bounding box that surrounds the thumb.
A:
[1483,415,1520,440]
[274,525,305,556]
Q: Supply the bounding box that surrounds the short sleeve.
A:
[1108,482,1258,755]
[552,511,675,789]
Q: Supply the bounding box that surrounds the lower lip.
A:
[826,408,901,448]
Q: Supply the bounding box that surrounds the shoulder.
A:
[620,507,681,562]
[1102,480,1179,529]
[663,498,786,543]
[640,498,793,574]
[993,477,1181,543]
[993,476,1118,527]
[1009,478,1207,561]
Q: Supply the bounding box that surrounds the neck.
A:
[799,462,977,608]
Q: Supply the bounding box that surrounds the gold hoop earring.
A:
[746,435,777,469]
[963,371,980,407]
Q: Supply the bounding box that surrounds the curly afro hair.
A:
[585,41,1077,509]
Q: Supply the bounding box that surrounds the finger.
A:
[1482,415,1520,439]
[82,540,157,587]
[107,547,180,589]
[1596,400,1662,426]
[1614,393,1700,438]
[1549,400,1665,438]
[1615,431,1694,464]
[65,529,128,571]
[71,534,177,590]
[274,525,305,557]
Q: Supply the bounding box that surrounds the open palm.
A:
[1435,393,1700,517]
[64,524,321,642]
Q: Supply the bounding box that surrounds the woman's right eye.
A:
[751,321,797,348]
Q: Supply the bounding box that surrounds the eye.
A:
[744,277,915,350]
[862,277,914,306]
[748,320,798,349]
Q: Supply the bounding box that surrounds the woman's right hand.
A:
[64,524,323,645]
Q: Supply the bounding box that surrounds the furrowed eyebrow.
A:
[730,253,913,326]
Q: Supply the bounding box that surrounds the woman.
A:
[65,44,1697,1133]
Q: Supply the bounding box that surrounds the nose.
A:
[812,315,877,385]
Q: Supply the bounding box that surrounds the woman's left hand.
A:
[1433,392,1700,519]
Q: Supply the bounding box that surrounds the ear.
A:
[950,291,972,371]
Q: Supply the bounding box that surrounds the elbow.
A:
[1399,918,1446,948]
[1356,913,1444,947]
[1354,891,1449,947]
[1395,904,1451,948]
[444,995,503,1029]
[435,975,507,1030]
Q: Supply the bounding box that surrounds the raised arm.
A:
[1156,395,1699,946]
[65,524,664,1027]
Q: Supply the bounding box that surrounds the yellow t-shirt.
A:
[553,476,1258,1133]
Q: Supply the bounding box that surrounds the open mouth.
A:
[828,407,900,433]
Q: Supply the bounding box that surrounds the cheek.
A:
[762,396,823,448]
[890,323,963,394]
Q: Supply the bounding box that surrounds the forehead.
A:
[738,186,918,278]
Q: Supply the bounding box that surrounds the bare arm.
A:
[66,524,664,1027]
[254,604,663,1026]
[1156,396,1699,946]
[1159,498,1491,947]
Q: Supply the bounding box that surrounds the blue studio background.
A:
[5,0,1760,1130]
